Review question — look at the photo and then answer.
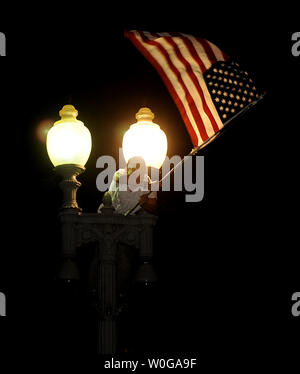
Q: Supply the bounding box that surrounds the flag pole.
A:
[124,95,265,216]
[123,136,215,216]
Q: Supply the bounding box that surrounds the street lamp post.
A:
[46,105,163,354]
[46,104,92,280]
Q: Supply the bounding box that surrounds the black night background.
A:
[0,10,299,370]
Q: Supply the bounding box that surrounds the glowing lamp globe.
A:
[122,107,168,169]
[46,105,92,167]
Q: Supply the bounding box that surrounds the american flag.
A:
[125,30,264,149]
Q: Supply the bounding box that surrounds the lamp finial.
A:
[136,107,155,122]
[59,105,78,120]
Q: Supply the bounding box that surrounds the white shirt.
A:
[106,169,157,215]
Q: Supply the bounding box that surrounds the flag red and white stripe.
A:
[125,30,229,147]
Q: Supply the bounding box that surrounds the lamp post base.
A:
[54,164,85,211]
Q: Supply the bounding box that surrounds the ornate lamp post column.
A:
[55,164,85,211]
